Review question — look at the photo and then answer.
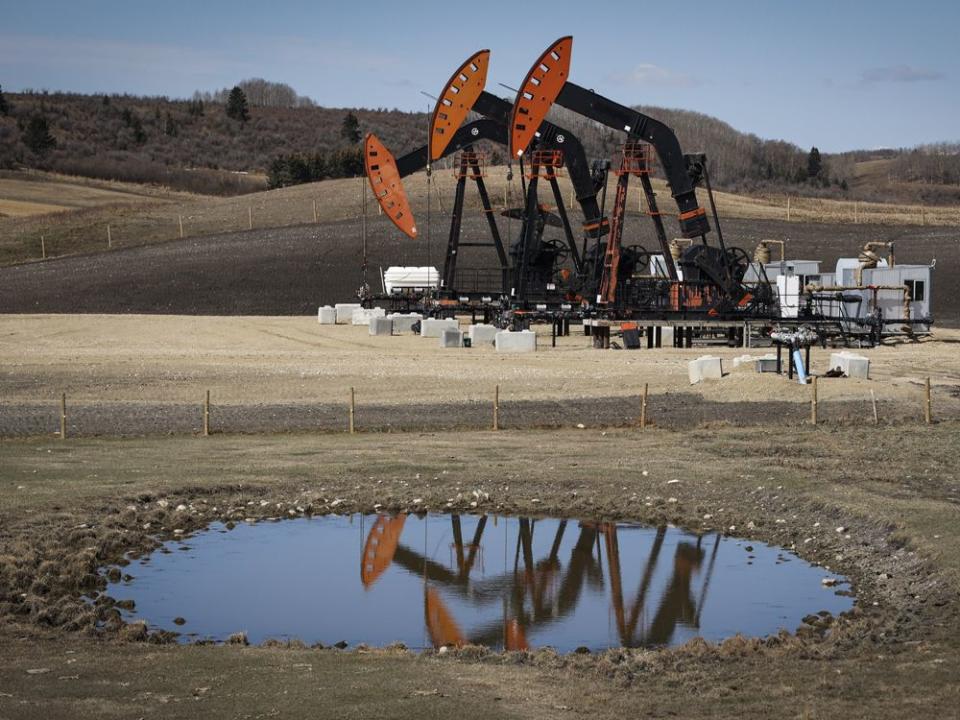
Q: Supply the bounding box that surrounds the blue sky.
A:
[1,0,956,152]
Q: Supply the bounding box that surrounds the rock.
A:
[821,578,838,587]
[173,617,187,625]
[574,646,591,654]
[120,621,149,642]
[334,640,348,649]
[437,645,449,655]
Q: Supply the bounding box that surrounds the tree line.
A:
[1,84,957,202]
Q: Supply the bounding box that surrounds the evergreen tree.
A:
[132,117,147,144]
[340,111,360,144]
[23,115,57,154]
[0,85,9,116]
[226,86,250,122]
[807,146,822,180]
[164,112,178,137]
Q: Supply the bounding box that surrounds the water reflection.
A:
[365,514,741,650]
[108,512,852,651]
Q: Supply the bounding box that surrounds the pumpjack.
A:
[363,39,777,324]
[364,50,615,314]
[508,36,776,320]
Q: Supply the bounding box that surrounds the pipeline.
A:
[805,283,911,322]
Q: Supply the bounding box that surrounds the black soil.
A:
[0,215,954,325]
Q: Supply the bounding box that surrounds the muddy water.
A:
[106,514,853,651]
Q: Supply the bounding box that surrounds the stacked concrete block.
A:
[388,313,422,333]
[420,318,458,338]
[439,328,464,348]
[335,303,362,324]
[660,327,675,347]
[369,317,393,336]
[688,355,723,384]
[351,307,386,326]
[468,324,498,347]
[495,329,537,353]
[829,352,870,379]
[317,306,337,325]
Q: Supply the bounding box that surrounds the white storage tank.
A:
[383,267,440,295]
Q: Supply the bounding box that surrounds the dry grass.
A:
[0,170,193,218]
[1,315,957,409]
[1,164,958,267]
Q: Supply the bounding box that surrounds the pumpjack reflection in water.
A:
[361,514,721,650]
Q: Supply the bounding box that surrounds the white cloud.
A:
[861,65,944,84]
[611,63,700,88]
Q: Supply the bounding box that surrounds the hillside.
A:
[1,88,957,204]
[2,166,958,268]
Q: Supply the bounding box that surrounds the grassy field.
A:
[0,170,194,219]
[1,165,958,267]
[1,425,958,718]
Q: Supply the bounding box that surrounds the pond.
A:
[106,513,853,651]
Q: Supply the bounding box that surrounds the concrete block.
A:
[439,328,464,348]
[335,303,362,324]
[317,306,337,325]
[369,317,393,336]
[468,324,498,347]
[388,313,422,333]
[420,318,458,338]
[351,307,386,326]
[830,352,869,379]
[495,329,537,353]
[755,355,779,373]
[688,355,723,384]
[732,354,756,369]
[660,327,675,346]
[844,355,870,379]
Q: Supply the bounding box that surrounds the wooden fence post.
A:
[107,224,112,248]
[493,384,500,431]
[248,206,253,230]
[313,198,318,223]
[925,377,932,424]
[60,392,67,440]
[786,196,791,222]
[810,376,818,425]
[203,390,210,436]
[178,215,184,239]
[640,383,649,430]
[41,235,46,259]
[870,389,879,425]
[349,387,356,434]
